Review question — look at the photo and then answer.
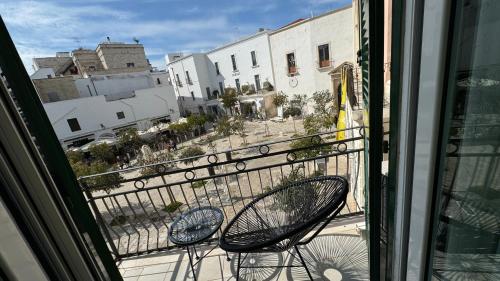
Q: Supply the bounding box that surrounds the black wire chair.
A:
[220,175,349,281]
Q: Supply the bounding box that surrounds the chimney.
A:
[258,28,265,32]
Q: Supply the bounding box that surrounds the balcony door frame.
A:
[0,17,122,281]
[388,0,452,280]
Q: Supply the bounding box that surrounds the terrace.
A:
[79,127,369,280]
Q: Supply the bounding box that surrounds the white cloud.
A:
[0,1,133,28]
[1,0,277,72]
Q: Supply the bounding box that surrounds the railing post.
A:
[225,151,232,161]
[207,166,216,176]
[82,183,120,260]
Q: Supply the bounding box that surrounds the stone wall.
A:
[72,49,105,74]
[96,44,150,73]
[33,57,72,72]
[263,92,277,118]
[32,76,80,103]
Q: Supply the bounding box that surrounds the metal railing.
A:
[79,127,365,260]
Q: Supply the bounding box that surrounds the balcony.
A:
[79,127,367,280]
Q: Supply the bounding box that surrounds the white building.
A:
[165,6,353,116]
[43,85,180,149]
[166,54,216,115]
[31,44,180,148]
[166,30,276,116]
[206,30,275,98]
[74,71,155,100]
[269,6,354,98]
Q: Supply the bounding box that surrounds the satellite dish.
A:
[133,37,140,44]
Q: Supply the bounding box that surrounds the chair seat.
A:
[220,176,348,253]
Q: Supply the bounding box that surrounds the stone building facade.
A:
[96,43,150,74]
[32,76,80,103]
[31,42,152,103]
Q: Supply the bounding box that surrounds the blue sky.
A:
[1,0,351,73]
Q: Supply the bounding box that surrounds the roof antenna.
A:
[310,10,314,18]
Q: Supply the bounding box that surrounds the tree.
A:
[232,116,247,145]
[118,128,142,153]
[241,84,250,94]
[290,136,331,159]
[221,88,238,115]
[273,92,288,118]
[187,114,207,135]
[272,92,288,107]
[66,150,84,164]
[71,160,122,193]
[89,143,115,164]
[311,90,336,130]
[285,94,308,133]
[179,146,205,166]
[215,116,234,149]
[169,122,191,141]
[290,94,308,117]
[303,114,323,135]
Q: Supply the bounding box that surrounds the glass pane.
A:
[430,0,500,279]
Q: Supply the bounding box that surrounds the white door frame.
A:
[391,0,452,280]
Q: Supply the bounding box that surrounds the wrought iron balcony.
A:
[79,127,367,279]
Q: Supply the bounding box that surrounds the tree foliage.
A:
[290,135,332,159]
[303,114,322,135]
[71,160,122,192]
[118,128,142,152]
[264,167,323,212]
[232,116,247,145]
[273,92,288,107]
[89,143,115,164]
[66,150,84,163]
[300,90,336,134]
[283,107,302,118]
[215,117,233,137]
[311,90,336,129]
[221,88,238,112]
[187,114,207,128]
[290,94,308,115]
[179,146,205,165]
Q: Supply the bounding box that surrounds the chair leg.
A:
[294,245,313,281]
[193,245,200,260]
[218,228,231,261]
[236,253,241,281]
[186,246,197,281]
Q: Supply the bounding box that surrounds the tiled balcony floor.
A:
[118,216,368,281]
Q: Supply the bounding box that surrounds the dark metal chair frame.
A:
[220,176,349,281]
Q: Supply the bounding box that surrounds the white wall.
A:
[167,32,276,115]
[43,86,179,143]
[270,7,353,98]
[151,71,172,87]
[167,54,210,114]
[206,31,275,93]
[74,71,154,100]
[31,68,55,80]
